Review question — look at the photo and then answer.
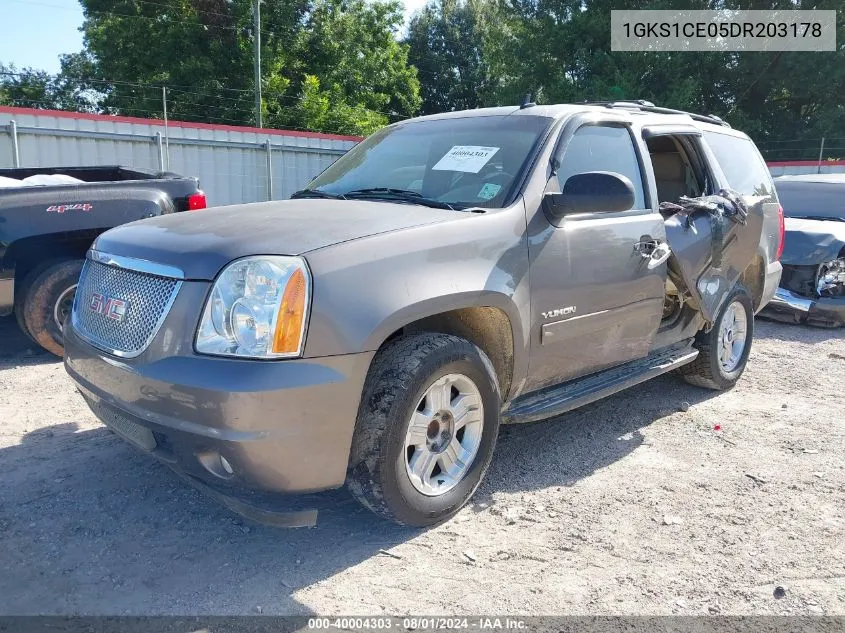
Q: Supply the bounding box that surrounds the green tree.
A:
[266,0,420,135]
[486,0,845,153]
[0,62,97,112]
[297,74,388,136]
[68,0,273,124]
[0,64,55,109]
[61,0,420,134]
[405,0,500,115]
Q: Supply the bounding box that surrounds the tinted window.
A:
[703,131,776,199]
[308,115,553,208]
[556,125,646,209]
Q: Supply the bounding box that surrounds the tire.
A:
[680,283,754,391]
[14,298,35,343]
[347,333,501,527]
[13,263,47,343]
[19,258,84,357]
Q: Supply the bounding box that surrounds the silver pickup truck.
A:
[63,102,783,527]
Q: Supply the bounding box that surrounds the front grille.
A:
[72,258,181,357]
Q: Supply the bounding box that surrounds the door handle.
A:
[634,240,672,269]
[647,242,672,269]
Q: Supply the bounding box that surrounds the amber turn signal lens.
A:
[272,268,307,354]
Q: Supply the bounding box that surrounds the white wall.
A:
[768,162,845,177]
[0,107,358,207]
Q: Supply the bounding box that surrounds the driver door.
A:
[524,118,667,392]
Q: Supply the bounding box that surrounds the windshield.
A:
[305,115,554,209]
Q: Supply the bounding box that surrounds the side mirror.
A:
[543,171,636,225]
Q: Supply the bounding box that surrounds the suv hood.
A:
[93,199,464,279]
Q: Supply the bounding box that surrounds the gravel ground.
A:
[0,315,843,616]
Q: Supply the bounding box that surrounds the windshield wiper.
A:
[291,188,346,200]
[344,188,455,210]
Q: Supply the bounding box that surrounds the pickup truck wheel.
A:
[14,298,34,343]
[13,263,51,343]
[347,333,500,527]
[20,258,84,357]
[680,284,754,391]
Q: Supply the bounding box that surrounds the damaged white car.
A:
[763,174,845,327]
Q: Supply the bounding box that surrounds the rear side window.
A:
[556,125,646,209]
[703,131,776,199]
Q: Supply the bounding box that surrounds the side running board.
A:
[503,344,699,425]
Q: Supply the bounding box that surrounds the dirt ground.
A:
[0,314,843,616]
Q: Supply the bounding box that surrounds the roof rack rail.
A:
[582,101,731,128]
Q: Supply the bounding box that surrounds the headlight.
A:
[195,256,310,358]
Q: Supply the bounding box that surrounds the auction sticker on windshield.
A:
[433,146,499,173]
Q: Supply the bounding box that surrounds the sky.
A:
[0,0,428,75]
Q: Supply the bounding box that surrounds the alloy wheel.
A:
[403,373,484,496]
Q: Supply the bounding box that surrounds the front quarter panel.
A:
[303,204,531,397]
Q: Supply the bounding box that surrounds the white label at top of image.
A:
[611,10,836,52]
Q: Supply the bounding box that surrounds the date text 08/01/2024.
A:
[307,617,528,630]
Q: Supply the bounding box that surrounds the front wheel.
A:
[347,333,501,526]
[680,283,754,391]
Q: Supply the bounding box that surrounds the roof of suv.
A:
[411,103,743,137]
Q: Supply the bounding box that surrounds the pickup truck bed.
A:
[0,165,205,355]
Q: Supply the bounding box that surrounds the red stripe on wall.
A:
[0,105,363,142]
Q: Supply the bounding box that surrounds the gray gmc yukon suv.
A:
[63,102,783,527]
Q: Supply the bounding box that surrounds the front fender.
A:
[302,204,531,395]
[359,290,523,354]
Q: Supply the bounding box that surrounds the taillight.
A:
[776,204,785,260]
[187,191,207,211]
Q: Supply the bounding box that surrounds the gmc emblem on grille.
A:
[90,293,129,322]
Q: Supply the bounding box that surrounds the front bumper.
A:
[64,317,375,522]
[761,287,845,328]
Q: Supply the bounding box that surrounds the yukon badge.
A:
[542,306,576,319]
[90,293,129,322]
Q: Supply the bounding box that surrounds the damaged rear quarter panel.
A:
[664,198,766,322]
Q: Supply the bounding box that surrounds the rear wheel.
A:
[19,258,84,357]
[347,333,501,526]
[680,283,754,390]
